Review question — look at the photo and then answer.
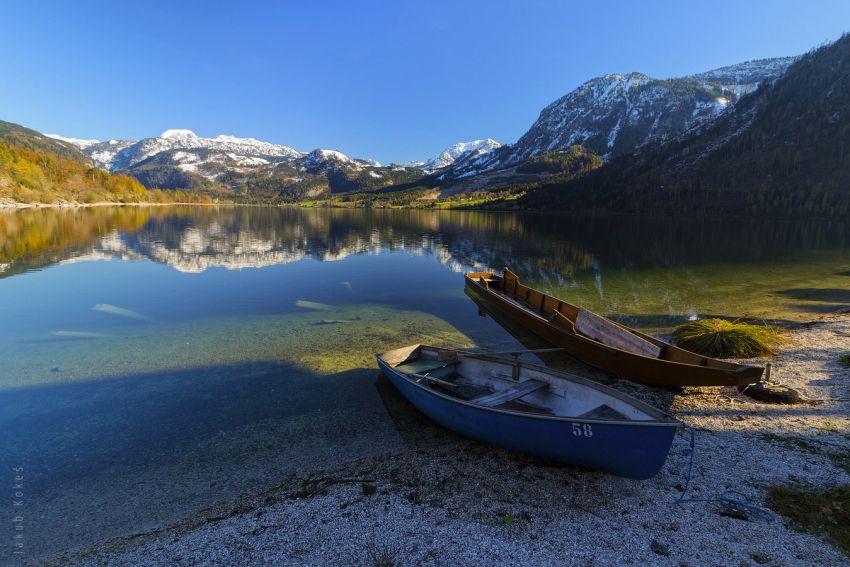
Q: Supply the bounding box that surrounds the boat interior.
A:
[381,345,669,422]
[467,269,745,371]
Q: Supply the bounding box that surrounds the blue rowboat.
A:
[376,344,683,480]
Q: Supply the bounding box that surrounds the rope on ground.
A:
[674,426,777,522]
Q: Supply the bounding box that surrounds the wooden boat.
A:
[464,268,765,387]
[376,344,682,479]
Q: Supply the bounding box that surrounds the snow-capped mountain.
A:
[301,149,381,173]
[44,133,101,150]
[521,36,850,217]
[39,56,797,198]
[57,129,306,173]
[445,56,796,177]
[689,57,797,92]
[46,127,425,197]
[411,139,501,172]
[513,57,796,162]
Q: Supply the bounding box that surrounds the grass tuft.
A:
[364,538,402,567]
[839,353,850,368]
[768,485,850,558]
[671,318,787,358]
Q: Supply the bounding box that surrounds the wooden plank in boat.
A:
[469,379,548,407]
[574,309,661,359]
[381,344,421,367]
[552,309,576,330]
[397,359,455,374]
[515,284,529,299]
[527,289,545,312]
[578,404,629,420]
[542,296,561,316]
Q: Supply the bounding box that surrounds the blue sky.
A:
[1,1,848,163]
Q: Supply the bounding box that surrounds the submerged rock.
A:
[650,540,671,556]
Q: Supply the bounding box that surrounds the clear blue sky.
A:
[1,0,847,164]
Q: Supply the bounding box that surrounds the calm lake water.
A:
[1,205,848,561]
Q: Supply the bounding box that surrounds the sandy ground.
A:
[44,314,850,566]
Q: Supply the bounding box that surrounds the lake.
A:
[1,205,848,561]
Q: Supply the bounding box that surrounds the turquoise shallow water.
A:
[0,206,848,561]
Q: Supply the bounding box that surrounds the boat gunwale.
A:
[376,347,683,429]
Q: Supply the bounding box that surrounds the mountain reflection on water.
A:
[1,205,848,325]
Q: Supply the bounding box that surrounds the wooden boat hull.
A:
[465,271,764,387]
[376,347,681,480]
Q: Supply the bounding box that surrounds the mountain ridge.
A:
[15,51,821,210]
[519,35,850,216]
[42,55,796,196]
[439,56,797,180]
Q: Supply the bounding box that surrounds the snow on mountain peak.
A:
[505,56,796,165]
[688,56,798,87]
[306,149,354,163]
[415,138,501,171]
[160,129,199,140]
[44,133,101,149]
[213,134,266,144]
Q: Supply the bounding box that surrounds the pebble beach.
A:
[42,314,850,567]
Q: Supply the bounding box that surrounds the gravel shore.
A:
[50,314,850,566]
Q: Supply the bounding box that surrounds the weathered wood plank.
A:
[381,344,421,367]
[527,290,545,312]
[469,380,548,407]
[574,309,662,358]
[542,296,561,316]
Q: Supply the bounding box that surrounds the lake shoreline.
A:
[4,200,850,224]
[0,200,226,210]
[52,313,850,567]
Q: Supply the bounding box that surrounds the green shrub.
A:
[768,485,850,558]
[672,318,787,357]
[839,353,850,368]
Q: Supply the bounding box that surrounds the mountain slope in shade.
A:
[521,36,850,216]
[447,57,796,179]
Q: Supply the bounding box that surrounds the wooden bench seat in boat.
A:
[573,308,662,359]
[469,379,548,407]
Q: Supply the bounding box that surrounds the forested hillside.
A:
[0,141,211,205]
[520,34,850,217]
[0,120,92,163]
